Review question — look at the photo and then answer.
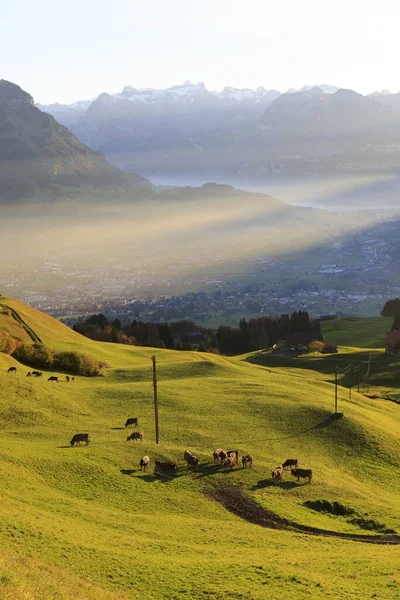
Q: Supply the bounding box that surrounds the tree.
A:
[309,340,325,357]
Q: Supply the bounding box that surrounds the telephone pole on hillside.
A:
[152,355,160,444]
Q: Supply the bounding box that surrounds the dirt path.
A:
[207,485,400,545]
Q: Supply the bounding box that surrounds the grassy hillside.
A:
[0,300,399,599]
[322,316,392,348]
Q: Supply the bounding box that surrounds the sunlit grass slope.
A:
[0,300,399,598]
[322,316,392,349]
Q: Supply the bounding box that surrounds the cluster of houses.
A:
[272,334,338,354]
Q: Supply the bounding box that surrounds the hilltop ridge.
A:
[0,80,150,201]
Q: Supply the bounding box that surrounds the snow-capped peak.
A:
[287,84,340,95]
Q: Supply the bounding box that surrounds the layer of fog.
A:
[145,174,400,212]
[0,187,396,296]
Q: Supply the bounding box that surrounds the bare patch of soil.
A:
[206,484,400,545]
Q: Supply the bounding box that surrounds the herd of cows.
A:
[7,367,313,483]
[70,417,313,482]
[7,367,74,382]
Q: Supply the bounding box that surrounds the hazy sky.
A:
[2,0,400,104]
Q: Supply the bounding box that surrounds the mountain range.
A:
[38,82,400,180]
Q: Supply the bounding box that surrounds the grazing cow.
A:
[272,465,284,482]
[213,448,227,464]
[291,468,312,484]
[222,456,235,470]
[227,450,239,465]
[31,371,41,377]
[126,431,143,442]
[35,372,43,378]
[48,376,58,382]
[27,372,32,377]
[7,367,16,373]
[70,433,90,446]
[66,375,70,382]
[125,417,139,428]
[242,454,253,468]
[154,460,177,477]
[71,377,75,382]
[140,455,150,472]
[282,458,298,470]
[184,450,199,470]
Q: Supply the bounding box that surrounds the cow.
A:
[291,468,312,484]
[48,376,58,382]
[66,375,70,382]
[154,460,177,478]
[7,367,16,373]
[70,433,90,446]
[125,417,139,428]
[27,372,32,377]
[140,456,150,472]
[35,372,43,378]
[272,465,284,482]
[184,450,199,470]
[242,454,253,468]
[31,371,41,377]
[222,456,235,470]
[227,450,239,465]
[126,431,143,442]
[213,448,227,464]
[71,377,75,382]
[282,458,298,470]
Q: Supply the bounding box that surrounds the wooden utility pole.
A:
[334,367,338,414]
[152,355,160,444]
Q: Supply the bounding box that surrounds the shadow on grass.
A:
[251,479,300,491]
[111,427,124,430]
[56,445,72,449]
[120,468,137,476]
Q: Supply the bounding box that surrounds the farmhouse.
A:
[321,340,338,354]
[385,330,400,355]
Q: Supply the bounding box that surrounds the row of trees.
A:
[73,310,322,356]
[216,312,322,355]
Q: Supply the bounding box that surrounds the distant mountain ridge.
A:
[0,80,149,201]
[38,81,400,180]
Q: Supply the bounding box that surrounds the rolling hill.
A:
[0,297,399,599]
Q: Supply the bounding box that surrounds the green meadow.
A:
[322,316,392,349]
[0,297,399,599]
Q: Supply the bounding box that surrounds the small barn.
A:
[321,340,338,354]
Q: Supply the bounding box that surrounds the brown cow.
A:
[125,417,139,428]
[48,376,58,382]
[66,375,70,382]
[213,448,227,464]
[140,456,150,472]
[291,468,312,483]
[242,454,253,468]
[27,372,32,377]
[227,450,239,465]
[7,367,16,373]
[126,431,143,442]
[272,465,284,482]
[282,458,298,469]
[154,460,177,478]
[70,433,90,446]
[184,450,199,470]
[222,456,235,470]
